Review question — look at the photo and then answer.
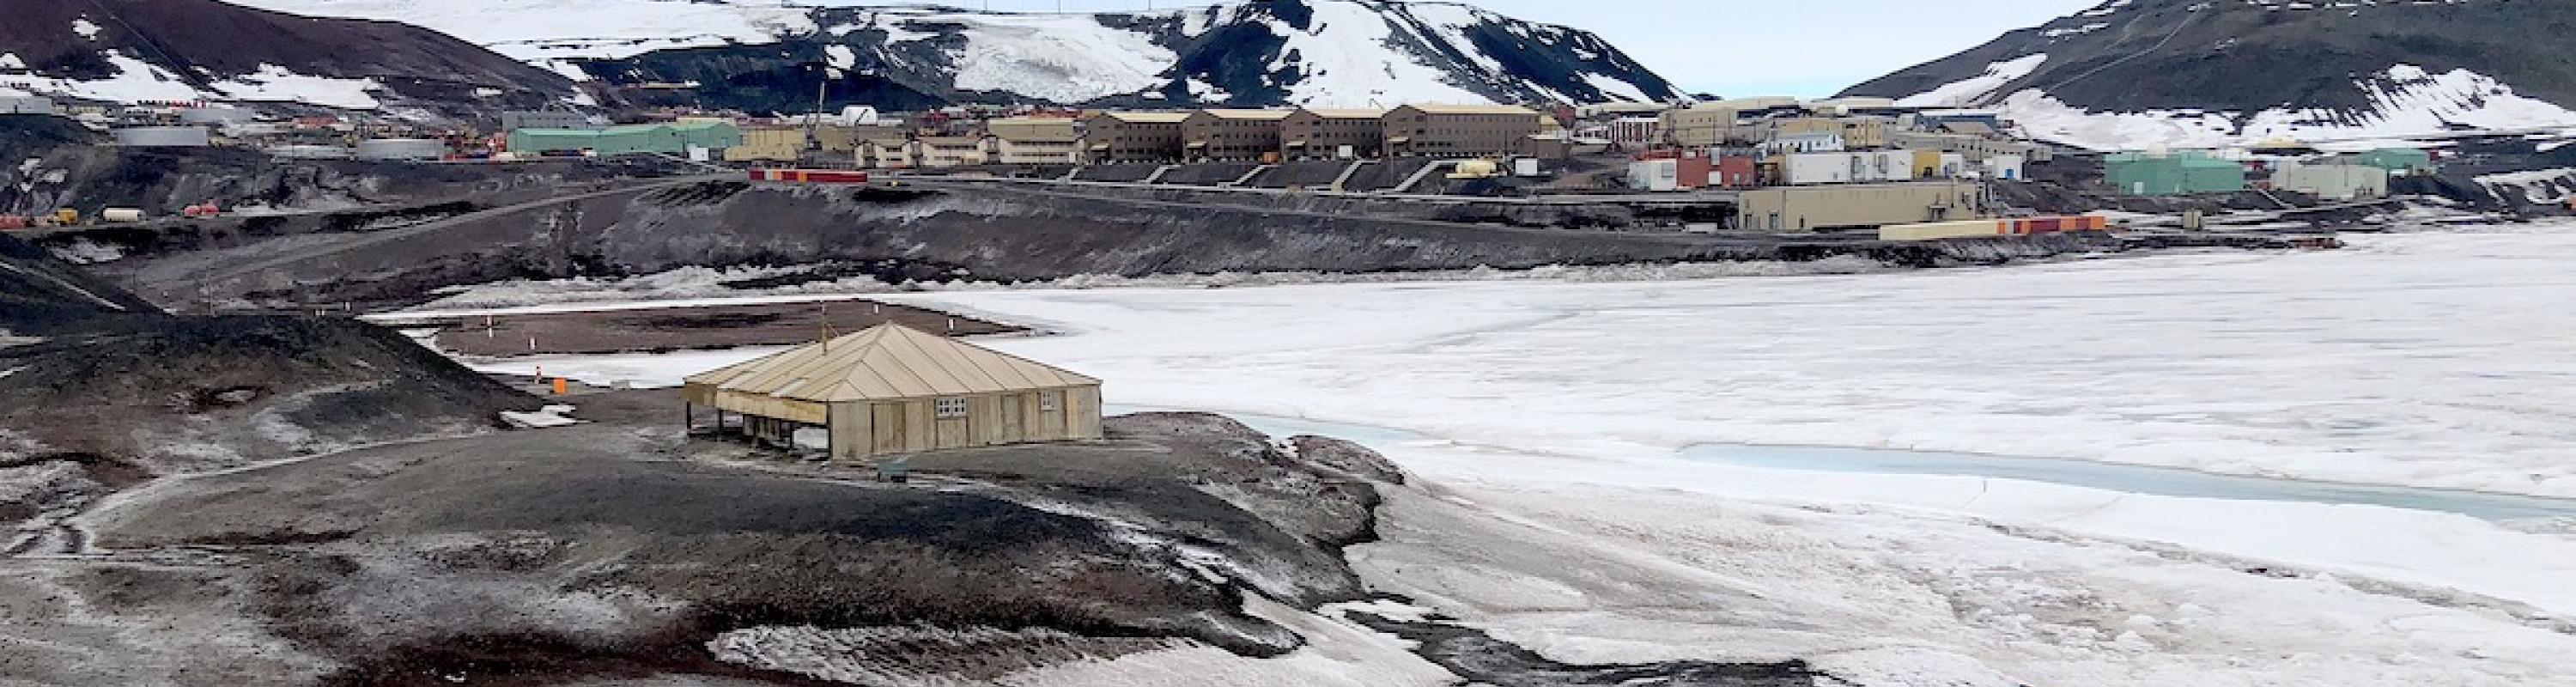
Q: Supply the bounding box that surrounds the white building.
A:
[2272,161,2388,200]
[1782,151,1917,185]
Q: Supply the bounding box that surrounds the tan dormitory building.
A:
[1081,111,1190,163]
[1888,131,2053,163]
[1659,104,1747,148]
[1182,109,1294,161]
[987,116,1081,165]
[1382,104,1544,157]
[727,125,909,162]
[1737,181,1985,233]
[908,136,995,167]
[1279,108,1388,159]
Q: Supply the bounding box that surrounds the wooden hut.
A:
[682,324,1103,460]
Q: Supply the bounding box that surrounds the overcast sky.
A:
[810,1,2099,97]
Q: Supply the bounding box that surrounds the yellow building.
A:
[1738,181,1985,233]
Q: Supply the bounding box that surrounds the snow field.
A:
[444,224,2576,684]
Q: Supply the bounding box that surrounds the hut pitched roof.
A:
[684,324,1097,403]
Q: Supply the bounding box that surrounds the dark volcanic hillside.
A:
[350,0,1679,112]
[1843,0,2576,117]
[0,0,575,113]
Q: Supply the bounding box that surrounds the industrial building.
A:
[682,324,1103,461]
[2105,150,2245,195]
[1738,181,1984,233]
[2271,161,2389,200]
[1081,111,1189,163]
[503,111,598,131]
[507,121,743,157]
[1382,104,1543,157]
[1658,103,1746,147]
[354,138,447,161]
[1781,150,1919,185]
[1182,109,1293,161]
[2353,148,2433,173]
[1280,108,1386,160]
[1888,131,2053,163]
[0,95,54,115]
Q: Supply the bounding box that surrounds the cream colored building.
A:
[908,136,995,167]
[2271,161,2389,200]
[1659,104,1744,147]
[1738,181,1985,233]
[1888,131,2054,163]
[683,324,1104,461]
[987,117,1081,165]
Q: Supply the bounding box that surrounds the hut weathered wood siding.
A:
[683,324,1103,460]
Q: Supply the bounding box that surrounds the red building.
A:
[1714,155,1758,187]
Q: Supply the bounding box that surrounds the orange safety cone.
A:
[551,377,568,395]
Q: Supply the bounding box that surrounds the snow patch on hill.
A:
[0,51,204,103]
[1898,54,2045,108]
[1279,1,1489,106]
[234,0,1674,107]
[1947,64,2576,150]
[226,0,818,62]
[209,64,386,110]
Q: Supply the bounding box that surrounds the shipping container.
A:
[1879,219,2003,241]
[1881,215,2108,240]
[747,168,872,184]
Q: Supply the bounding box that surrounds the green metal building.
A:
[2105,151,2246,195]
[2352,148,2434,173]
[507,121,744,155]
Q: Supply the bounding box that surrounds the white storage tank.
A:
[177,106,256,125]
[355,138,447,161]
[100,208,146,222]
[113,125,212,148]
[268,144,355,160]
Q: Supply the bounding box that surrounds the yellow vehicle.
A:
[52,208,78,225]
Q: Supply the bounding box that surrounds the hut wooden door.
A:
[997,393,1026,442]
[872,403,907,453]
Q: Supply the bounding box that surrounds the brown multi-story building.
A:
[1079,111,1189,163]
[1182,109,1294,161]
[1382,104,1543,157]
[1280,108,1386,159]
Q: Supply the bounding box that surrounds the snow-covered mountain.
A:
[0,0,577,114]
[1841,0,2576,150]
[227,0,1680,111]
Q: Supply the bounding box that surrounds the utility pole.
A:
[807,65,829,154]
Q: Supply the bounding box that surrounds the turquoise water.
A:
[1108,405,2576,523]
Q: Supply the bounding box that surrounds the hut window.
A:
[1039,390,1061,411]
[935,397,969,418]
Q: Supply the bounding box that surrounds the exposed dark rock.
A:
[1844,0,2576,115]
[564,0,1676,112]
[0,0,576,115]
